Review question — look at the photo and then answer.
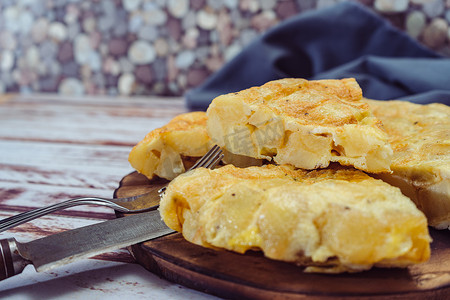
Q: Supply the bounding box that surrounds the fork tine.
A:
[158,145,222,195]
[203,152,224,169]
[188,144,221,171]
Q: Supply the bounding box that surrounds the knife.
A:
[0,210,175,280]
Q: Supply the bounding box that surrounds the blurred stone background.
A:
[0,0,448,97]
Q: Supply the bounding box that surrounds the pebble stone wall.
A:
[0,0,448,97]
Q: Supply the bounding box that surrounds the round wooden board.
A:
[115,172,450,300]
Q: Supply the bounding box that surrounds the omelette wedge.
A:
[128,112,212,180]
[206,78,393,173]
[159,164,430,273]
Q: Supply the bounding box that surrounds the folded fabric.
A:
[185,2,450,110]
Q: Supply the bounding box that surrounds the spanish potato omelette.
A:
[127,78,449,274]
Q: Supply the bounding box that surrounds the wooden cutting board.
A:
[114,172,450,300]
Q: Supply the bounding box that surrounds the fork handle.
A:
[0,198,127,233]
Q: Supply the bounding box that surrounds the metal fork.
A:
[0,145,223,233]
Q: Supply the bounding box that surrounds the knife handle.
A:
[0,238,29,280]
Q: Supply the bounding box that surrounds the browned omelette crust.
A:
[366,99,450,229]
[206,78,392,173]
[238,78,365,126]
[128,112,212,180]
[143,112,208,142]
[160,164,430,273]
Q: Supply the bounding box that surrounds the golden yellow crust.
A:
[160,164,430,273]
[239,78,364,126]
[366,99,450,229]
[206,78,392,173]
[128,112,212,180]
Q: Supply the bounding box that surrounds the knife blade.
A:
[0,210,175,280]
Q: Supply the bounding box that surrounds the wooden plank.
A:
[0,139,156,217]
[0,100,186,119]
[11,93,186,108]
[0,162,129,188]
[0,140,133,180]
[0,181,117,215]
[0,94,187,145]
[0,107,179,146]
[0,94,14,104]
[0,259,217,300]
[0,163,127,191]
[0,211,111,240]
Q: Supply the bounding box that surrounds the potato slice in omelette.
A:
[159,164,430,273]
[206,78,393,173]
[366,99,450,229]
[128,112,212,180]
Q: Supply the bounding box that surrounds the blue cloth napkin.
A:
[185,2,450,110]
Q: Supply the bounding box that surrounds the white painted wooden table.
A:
[0,94,220,299]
